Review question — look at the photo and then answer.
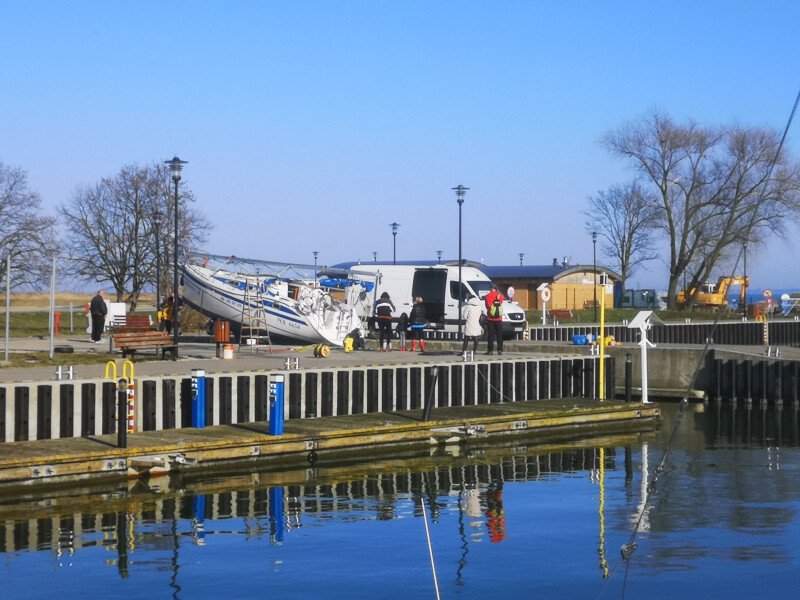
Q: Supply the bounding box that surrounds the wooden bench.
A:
[112,331,177,360]
[583,300,598,310]
[110,314,155,334]
[548,309,575,322]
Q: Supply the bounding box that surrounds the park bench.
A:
[548,309,575,322]
[110,314,155,333]
[111,330,177,360]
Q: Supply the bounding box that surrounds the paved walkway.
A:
[2,333,798,383]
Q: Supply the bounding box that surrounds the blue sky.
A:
[2,1,799,290]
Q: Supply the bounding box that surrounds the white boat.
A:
[181,255,361,346]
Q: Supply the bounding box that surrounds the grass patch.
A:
[527,307,747,325]
[1,351,164,369]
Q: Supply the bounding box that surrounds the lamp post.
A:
[313,251,319,285]
[153,211,162,329]
[373,251,377,263]
[592,231,598,322]
[165,156,187,353]
[437,250,442,263]
[519,252,524,266]
[452,185,469,339]
[389,222,400,264]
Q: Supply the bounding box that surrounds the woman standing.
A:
[409,296,427,352]
[461,295,483,353]
[374,292,396,351]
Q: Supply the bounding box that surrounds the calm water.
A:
[0,402,798,599]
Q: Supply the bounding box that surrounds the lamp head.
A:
[452,184,469,204]
[165,156,187,182]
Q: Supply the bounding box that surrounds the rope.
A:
[419,479,441,600]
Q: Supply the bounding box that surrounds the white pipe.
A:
[49,256,55,359]
[640,327,650,404]
[4,255,9,362]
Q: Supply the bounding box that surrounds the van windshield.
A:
[468,280,493,300]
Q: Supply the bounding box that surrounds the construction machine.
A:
[676,276,749,310]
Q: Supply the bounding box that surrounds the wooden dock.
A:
[0,398,660,492]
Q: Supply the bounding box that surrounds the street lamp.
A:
[519,252,524,266]
[153,211,162,329]
[592,231,598,322]
[389,222,400,264]
[452,185,469,339]
[313,250,319,285]
[437,250,442,262]
[165,156,187,355]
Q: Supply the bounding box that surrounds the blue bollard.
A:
[193,495,206,545]
[192,369,206,428]
[268,374,285,435]
[269,486,285,543]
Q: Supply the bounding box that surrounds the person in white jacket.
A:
[461,295,484,353]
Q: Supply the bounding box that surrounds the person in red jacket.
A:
[484,285,505,355]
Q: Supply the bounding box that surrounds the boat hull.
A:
[182,264,357,346]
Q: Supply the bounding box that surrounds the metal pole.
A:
[49,256,55,359]
[4,255,9,362]
[155,219,161,326]
[458,200,462,339]
[743,242,748,316]
[592,232,597,322]
[173,177,179,354]
[393,231,397,264]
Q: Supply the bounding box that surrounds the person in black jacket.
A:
[409,296,427,352]
[374,292,396,351]
[89,290,108,343]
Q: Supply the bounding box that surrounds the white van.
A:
[342,263,527,339]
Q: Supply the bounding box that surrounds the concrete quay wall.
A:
[1,354,615,443]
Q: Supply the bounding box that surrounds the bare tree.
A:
[60,163,212,309]
[0,161,59,289]
[603,110,800,308]
[583,182,659,295]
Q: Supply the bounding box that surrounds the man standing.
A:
[89,289,108,343]
[484,284,505,355]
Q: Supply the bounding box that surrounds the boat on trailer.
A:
[181,253,362,346]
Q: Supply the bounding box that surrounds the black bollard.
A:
[625,353,632,403]
[116,511,129,578]
[422,367,439,422]
[117,378,127,449]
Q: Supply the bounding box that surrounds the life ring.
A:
[540,288,551,302]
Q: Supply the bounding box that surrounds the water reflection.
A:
[0,438,637,558]
[0,403,798,598]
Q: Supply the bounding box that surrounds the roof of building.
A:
[327,260,620,281]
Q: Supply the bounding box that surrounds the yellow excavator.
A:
[676,276,749,310]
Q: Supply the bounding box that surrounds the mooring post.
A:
[269,486,285,543]
[422,367,439,422]
[191,369,206,428]
[625,353,632,403]
[268,374,285,435]
[116,511,129,578]
[116,378,128,448]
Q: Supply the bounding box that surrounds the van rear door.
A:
[412,269,447,326]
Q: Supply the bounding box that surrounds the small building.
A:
[482,262,620,311]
